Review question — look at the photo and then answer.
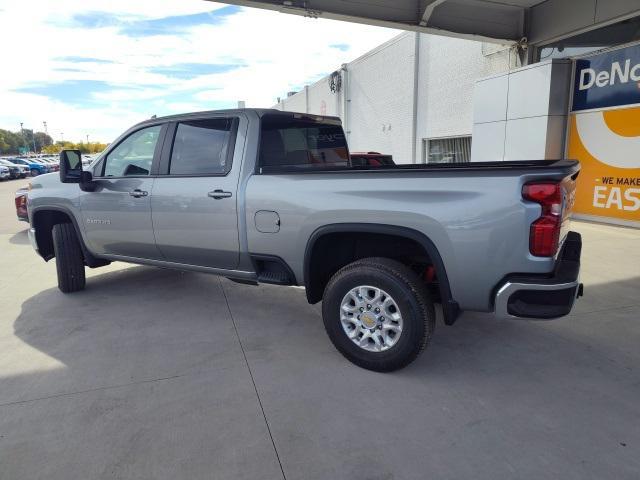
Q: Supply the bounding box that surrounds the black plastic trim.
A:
[493,231,582,319]
[31,206,107,267]
[251,254,296,286]
[304,223,460,325]
[507,287,578,318]
[260,159,580,175]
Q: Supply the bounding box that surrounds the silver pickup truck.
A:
[26,109,583,371]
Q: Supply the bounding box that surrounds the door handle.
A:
[129,189,148,198]
[208,189,232,199]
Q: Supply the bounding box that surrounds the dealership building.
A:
[255,1,640,228]
[274,33,516,165]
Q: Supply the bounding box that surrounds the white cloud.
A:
[0,0,398,142]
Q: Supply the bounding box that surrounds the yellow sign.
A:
[567,105,640,225]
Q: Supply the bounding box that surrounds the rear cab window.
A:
[259,113,349,172]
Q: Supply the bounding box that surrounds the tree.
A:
[34,131,53,150]
[0,129,24,154]
[0,128,105,154]
[41,140,109,154]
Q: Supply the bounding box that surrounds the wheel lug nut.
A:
[359,307,364,312]
[370,328,375,333]
[377,325,382,330]
[379,316,385,321]
[366,304,372,310]
[374,308,380,313]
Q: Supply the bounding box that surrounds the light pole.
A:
[43,121,48,135]
[86,134,89,144]
[20,122,27,153]
[60,132,64,142]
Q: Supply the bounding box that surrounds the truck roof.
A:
[133,108,341,129]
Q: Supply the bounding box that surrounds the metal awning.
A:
[212,0,640,45]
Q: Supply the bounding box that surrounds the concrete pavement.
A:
[0,178,638,479]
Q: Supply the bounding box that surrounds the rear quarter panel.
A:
[245,166,573,312]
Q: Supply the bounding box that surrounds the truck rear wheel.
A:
[52,223,86,293]
[322,257,435,372]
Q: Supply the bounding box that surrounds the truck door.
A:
[79,124,165,260]
[150,117,242,270]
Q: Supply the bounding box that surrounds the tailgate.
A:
[559,169,579,249]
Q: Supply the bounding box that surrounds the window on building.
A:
[424,136,471,164]
[537,16,640,61]
[169,118,234,175]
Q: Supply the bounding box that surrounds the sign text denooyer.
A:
[568,44,640,225]
[573,45,640,111]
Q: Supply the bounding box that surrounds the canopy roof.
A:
[213,0,640,45]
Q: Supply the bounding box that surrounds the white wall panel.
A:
[346,33,416,163]
[416,35,515,161]
[307,78,341,117]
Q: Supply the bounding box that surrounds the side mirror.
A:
[59,149,83,183]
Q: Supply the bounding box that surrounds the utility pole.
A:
[86,134,89,144]
[61,132,64,142]
[20,122,27,153]
[43,121,48,135]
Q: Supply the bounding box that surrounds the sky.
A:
[0,0,398,143]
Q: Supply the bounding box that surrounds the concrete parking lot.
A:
[0,177,638,480]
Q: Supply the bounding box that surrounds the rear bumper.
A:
[28,227,38,252]
[494,231,583,320]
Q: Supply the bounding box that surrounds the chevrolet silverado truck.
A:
[26,109,583,371]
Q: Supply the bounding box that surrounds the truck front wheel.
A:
[52,223,86,293]
[322,257,435,372]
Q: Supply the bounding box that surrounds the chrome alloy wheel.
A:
[339,285,403,352]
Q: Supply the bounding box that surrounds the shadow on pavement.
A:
[8,229,29,245]
[4,265,640,480]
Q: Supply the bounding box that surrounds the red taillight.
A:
[15,194,27,215]
[522,182,562,257]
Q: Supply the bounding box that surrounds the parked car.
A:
[0,159,29,178]
[0,165,9,180]
[39,157,60,172]
[350,151,395,167]
[15,187,29,222]
[0,159,24,179]
[9,158,50,176]
[26,109,583,372]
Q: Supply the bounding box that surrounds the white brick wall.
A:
[307,77,341,117]
[273,32,516,164]
[346,33,416,163]
[416,35,515,161]
[278,89,307,113]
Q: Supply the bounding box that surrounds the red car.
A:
[349,151,395,167]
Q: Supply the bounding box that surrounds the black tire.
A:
[322,257,435,372]
[52,223,86,293]
[30,168,39,177]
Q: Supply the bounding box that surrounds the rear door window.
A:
[169,118,234,175]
